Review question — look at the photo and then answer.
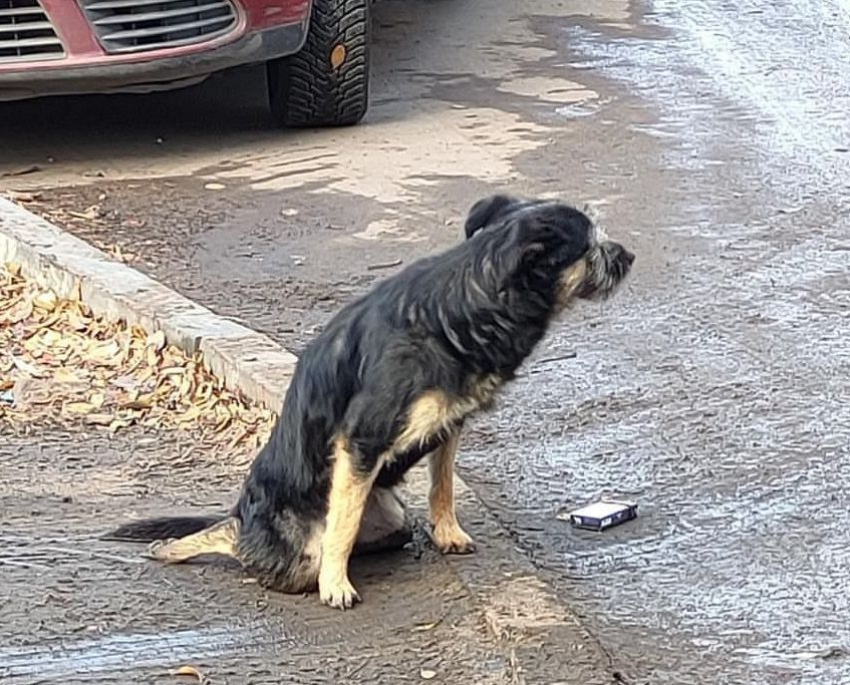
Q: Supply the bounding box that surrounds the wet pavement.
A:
[0,425,615,684]
[3,0,850,683]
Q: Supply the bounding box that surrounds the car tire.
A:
[267,0,371,128]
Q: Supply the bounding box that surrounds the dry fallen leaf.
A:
[177,405,203,424]
[2,298,33,324]
[53,368,81,384]
[146,330,166,352]
[412,620,441,632]
[171,665,208,683]
[67,205,100,221]
[86,339,123,364]
[85,413,115,426]
[12,358,44,378]
[109,417,133,433]
[227,426,253,450]
[6,190,42,203]
[121,397,153,411]
[213,417,232,434]
[32,291,58,312]
[64,401,96,414]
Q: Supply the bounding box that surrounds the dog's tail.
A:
[103,515,226,542]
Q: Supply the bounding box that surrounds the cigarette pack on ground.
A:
[565,500,638,531]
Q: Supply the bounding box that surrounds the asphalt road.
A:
[3,0,850,683]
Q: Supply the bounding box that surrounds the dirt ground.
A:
[3,0,850,683]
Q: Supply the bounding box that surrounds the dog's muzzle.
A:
[577,240,635,300]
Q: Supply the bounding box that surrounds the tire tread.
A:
[268,0,371,128]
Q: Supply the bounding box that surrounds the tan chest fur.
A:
[393,374,503,454]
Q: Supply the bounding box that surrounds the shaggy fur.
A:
[106,194,634,609]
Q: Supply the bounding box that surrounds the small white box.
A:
[564,500,638,531]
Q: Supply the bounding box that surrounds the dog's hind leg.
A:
[354,486,412,556]
[146,517,240,564]
[428,429,475,554]
[319,436,380,610]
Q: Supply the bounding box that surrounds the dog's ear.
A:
[464,194,521,240]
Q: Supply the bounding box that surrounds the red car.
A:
[0,0,370,127]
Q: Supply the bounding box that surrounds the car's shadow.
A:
[0,0,466,175]
[2,64,273,140]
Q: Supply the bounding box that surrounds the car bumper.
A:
[0,3,311,101]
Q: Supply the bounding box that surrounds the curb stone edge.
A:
[0,196,297,411]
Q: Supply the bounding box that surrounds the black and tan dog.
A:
[107,194,634,609]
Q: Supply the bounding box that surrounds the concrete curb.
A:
[0,196,297,411]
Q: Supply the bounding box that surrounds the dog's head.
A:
[464,194,634,306]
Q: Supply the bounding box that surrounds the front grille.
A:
[0,0,64,64]
[80,0,238,54]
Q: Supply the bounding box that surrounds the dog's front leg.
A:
[319,436,378,609]
[428,429,476,554]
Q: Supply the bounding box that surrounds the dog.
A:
[106,194,634,610]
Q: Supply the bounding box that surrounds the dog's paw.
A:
[319,574,361,610]
[432,523,476,555]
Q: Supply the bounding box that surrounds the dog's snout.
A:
[601,241,634,268]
